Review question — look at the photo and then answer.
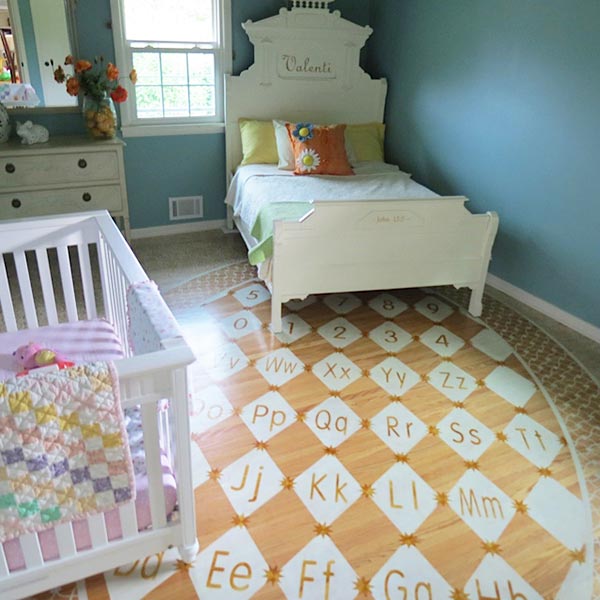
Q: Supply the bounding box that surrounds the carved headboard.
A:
[225,1,387,177]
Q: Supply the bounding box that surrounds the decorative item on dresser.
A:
[0,135,131,238]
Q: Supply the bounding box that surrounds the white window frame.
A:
[109,0,231,138]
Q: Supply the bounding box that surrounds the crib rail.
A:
[0,211,145,335]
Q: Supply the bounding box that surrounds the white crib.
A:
[0,211,197,599]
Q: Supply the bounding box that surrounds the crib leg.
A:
[178,538,200,563]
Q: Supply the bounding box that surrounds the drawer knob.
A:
[11,198,21,208]
[82,192,92,202]
[5,163,15,173]
[78,159,87,169]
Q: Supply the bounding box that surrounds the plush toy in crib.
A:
[13,342,74,375]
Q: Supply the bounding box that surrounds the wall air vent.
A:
[169,196,203,221]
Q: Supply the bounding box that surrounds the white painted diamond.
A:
[189,384,233,434]
[255,348,304,386]
[104,547,183,599]
[312,352,362,391]
[470,328,513,361]
[240,391,296,441]
[414,295,454,322]
[371,546,452,599]
[323,292,361,315]
[368,293,408,318]
[220,309,263,339]
[485,366,536,407]
[428,363,477,402]
[437,408,495,461]
[271,313,312,344]
[196,341,248,381]
[219,448,284,516]
[317,317,362,349]
[370,357,420,396]
[285,295,317,311]
[191,443,211,489]
[190,527,268,599]
[369,321,413,353]
[305,396,362,447]
[420,325,465,357]
[371,463,437,533]
[504,413,562,468]
[294,454,361,523]
[370,403,428,454]
[525,477,587,550]
[465,555,543,600]
[448,470,515,541]
[279,535,357,600]
[233,283,271,307]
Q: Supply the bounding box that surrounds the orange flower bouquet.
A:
[54,55,137,139]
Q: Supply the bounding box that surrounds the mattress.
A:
[0,320,178,572]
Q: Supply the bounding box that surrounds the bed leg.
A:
[226,205,234,230]
[468,284,484,317]
[271,297,283,333]
[178,538,200,563]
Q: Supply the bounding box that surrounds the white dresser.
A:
[0,136,130,238]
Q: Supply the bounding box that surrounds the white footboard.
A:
[270,197,499,331]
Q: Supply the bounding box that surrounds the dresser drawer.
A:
[0,186,124,219]
[1,150,120,188]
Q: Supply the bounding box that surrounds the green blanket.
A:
[248,202,313,265]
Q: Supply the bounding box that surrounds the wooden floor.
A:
[70,285,592,599]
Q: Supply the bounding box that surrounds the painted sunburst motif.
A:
[570,546,586,564]
[436,491,449,506]
[324,446,338,456]
[398,533,419,547]
[361,483,375,498]
[296,148,321,172]
[231,513,250,528]
[280,475,295,490]
[354,576,372,595]
[254,440,269,451]
[175,559,194,572]
[264,565,283,584]
[451,589,470,600]
[482,541,502,555]
[513,499,529,514]
[208,468,222,481]
[496,431,508,442]
[314,522,333,537]
[394,453,409,463]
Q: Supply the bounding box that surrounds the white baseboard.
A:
[486,274,600,344]
[130,219,226,240]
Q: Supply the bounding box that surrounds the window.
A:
[110,0,231,136]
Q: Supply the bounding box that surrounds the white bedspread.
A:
[225,162,439,237]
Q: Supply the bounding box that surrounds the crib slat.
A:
[20,532,44,569]
[141,399,168,530]
[57,246,78,322]
[88,513,108,548]
[0,544,9,578]
[97,237,116,327]
[54,522,77,558]
[35,248,59,326]
[0,254,17,331]
[78,243,97,320]
[118,501,139,539]
[13,251,39,329]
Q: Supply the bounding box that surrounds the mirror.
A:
[0,0,78,108]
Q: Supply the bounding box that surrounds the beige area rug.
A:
[33,264,599,599]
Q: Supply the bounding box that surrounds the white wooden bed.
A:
[0,212,197,599]
[225,1,499,332]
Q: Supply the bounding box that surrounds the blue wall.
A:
[14,0,369,232]
[368,0,600,327]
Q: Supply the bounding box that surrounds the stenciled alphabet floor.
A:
[69,284,593,600]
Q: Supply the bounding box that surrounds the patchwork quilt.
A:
[0,362,135,542]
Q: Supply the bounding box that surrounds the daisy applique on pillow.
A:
[286,122,354,176]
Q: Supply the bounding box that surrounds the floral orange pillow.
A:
[285,123,354,176]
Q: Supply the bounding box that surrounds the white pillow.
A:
[272,119,358,170]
